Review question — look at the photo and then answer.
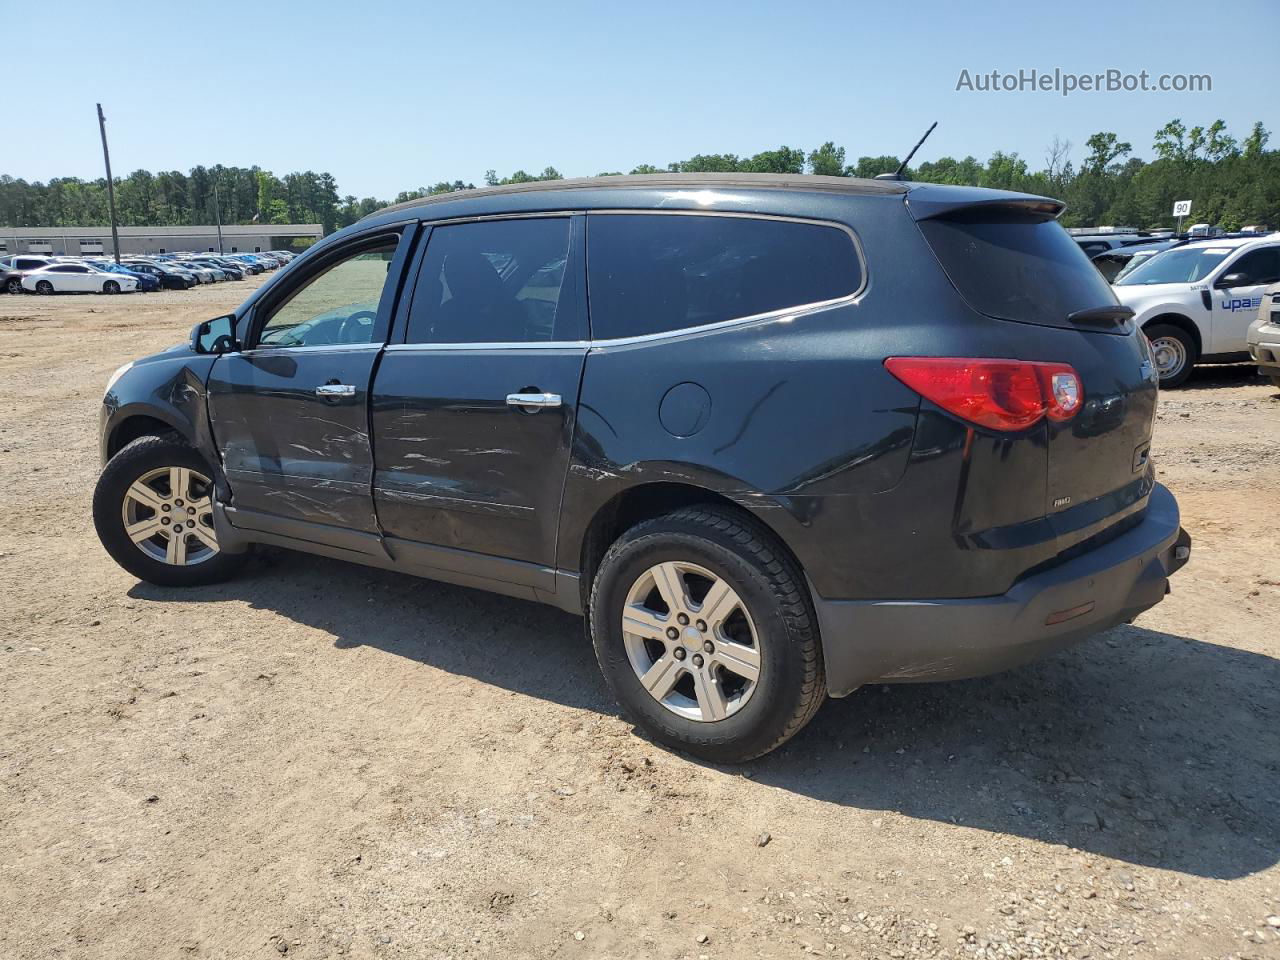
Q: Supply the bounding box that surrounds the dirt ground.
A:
[1,279,1277,960]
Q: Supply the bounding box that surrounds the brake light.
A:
[885,357,1082,432]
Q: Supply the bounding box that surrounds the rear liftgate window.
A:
[919,209,1118,327]
[587,214,863,340]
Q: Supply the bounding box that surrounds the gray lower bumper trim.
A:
[816,483,1188,697]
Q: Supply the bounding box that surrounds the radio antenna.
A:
[875,121,938,181]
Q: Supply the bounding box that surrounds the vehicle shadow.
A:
[129,548,1279,881]
[1179,362,1269,391]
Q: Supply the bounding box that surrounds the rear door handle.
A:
[315,383,356,398]
[506,392,562,410]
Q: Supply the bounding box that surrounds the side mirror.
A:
[191,314,239,354]
[1215,272,1250,289]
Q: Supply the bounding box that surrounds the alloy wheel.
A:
[621,561,761,722]
[120,466,219,566]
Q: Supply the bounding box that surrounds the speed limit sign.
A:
[1172,200,1192,217]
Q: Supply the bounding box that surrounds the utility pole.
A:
[96,104,122,264]
[213,178,224,254]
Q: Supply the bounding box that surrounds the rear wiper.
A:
[1067,304,1135,326]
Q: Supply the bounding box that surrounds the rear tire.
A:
[93,435,244,587]
[1144,323,1196,388]
[5,277,21,294]
[589,506,825,763]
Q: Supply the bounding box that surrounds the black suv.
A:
[94,174,1190,762]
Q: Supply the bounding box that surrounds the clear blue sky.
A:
[6,0,1275,199]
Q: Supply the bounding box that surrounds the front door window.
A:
[256,241,397,348]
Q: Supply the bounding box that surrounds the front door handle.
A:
[506,392,562,410]
[315,383,356,398]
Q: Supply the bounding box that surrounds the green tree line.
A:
[2,118,1275,234]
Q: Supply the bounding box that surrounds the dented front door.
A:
[207,343,381,532]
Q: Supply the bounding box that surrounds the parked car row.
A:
[1109,231,1280,386]
[0,250,296,295]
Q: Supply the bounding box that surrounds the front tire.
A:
[103,280,120,295]
[1144,323,1197,388]
[589,507,825,763]
[35,280,54,295]
[93,435,244,587]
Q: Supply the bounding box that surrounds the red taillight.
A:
[885,357,1082,432]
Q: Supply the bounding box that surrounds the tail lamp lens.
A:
[885,358,1083,432]
[1044,370,1081,420]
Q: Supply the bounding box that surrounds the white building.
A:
[0,223,323,258]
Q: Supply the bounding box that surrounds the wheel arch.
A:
[104,412,182,460]
[574,480,807,616]
[1141,312,1203,358]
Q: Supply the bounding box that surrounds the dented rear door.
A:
[370,214,587,568]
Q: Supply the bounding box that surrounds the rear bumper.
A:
[815,483,1189,697]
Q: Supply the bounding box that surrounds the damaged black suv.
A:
[94,174,1190,761]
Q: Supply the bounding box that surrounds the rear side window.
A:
[587,214,862,340]
[920,211,1118,326]
[405,217,573,344]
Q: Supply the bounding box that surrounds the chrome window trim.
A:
[589,294,858,348]
[236,342,384,357]
[398,208,866,351]
[385,340,589,353]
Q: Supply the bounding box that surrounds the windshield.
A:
[1115,246,1233,285]
[1113,251,1161,282]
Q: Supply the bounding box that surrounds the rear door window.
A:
[920,210,1118,327]
[586,214,863,340]
[405,217,574,344]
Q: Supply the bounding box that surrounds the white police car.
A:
[1113,234,1280,386]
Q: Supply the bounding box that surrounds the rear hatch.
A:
[911,194,1158,525]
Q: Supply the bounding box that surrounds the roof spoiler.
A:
[906,189,1066,223]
